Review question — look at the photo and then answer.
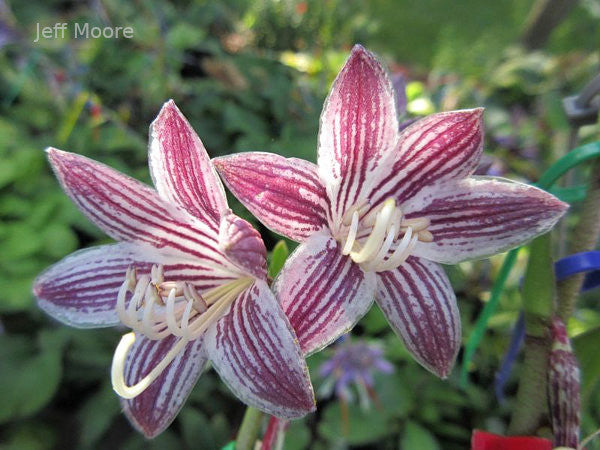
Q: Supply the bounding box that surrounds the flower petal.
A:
[33,244,155,328]
[206,280,315,418]
[46,148,234,270]
[376,257,460,378]
[274,233,377,355]
[318,45,399,226]
[149,100,227,225]
[121,334,208,438]
[219,210,267,280]
[33,243,239,328]
[404,177,569,264]
[213,152,329,242]
[370,109,484,206]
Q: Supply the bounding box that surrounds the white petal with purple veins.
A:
[46,148,235,272]
[403,177,569,264]
[213,152,329,242]
[206,280,315,418]
[33,243,239,328]
[149,100,227,226]
[369,109,484,207]
[121,334,208,438]
[274,233,377,355]
[317,45,399,228]
[376,257,460,378]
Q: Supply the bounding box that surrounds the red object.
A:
[471,430,552,450]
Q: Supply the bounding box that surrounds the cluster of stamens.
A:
[340,198,433,272]
[111,265,252,399]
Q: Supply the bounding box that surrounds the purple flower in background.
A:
[319,338,393,410]
[33,101,314,437]
[392,73,407,116]
[214,45,568,378]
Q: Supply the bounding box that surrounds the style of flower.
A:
[33,100,315,437]
[213,45,568,378]
[318,337,393,410]
[471,430,552,450]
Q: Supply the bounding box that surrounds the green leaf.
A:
[0,334,65,423]
[573,326,600,396]
[400,421,440,450]
[318,402,392,445]
[268,240,289,278]
[180,408,229,450]
[78,383,120,449]
[283,419,311,450]
[361,306,390,334]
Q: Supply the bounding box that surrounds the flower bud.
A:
[548,317,580,448]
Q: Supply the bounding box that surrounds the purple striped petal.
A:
[404,177,569,264]
[370,109,484,206]
[219,210,267,280]
[206,280,315,418]
[33,243,238,328]
[318,45,398,226]
[274,233,377,355]
[121,334,208,438]
[213,152,329,242]
[149,100,227,225]
[33,244,156,328]
[46,148,233,270]
[376,257,460,378]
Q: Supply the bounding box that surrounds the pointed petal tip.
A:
[154,99,180,125]
[347,43,378,65]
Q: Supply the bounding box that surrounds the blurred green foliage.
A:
[1,0,599,449]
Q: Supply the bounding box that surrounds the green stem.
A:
[508,334,551,435]
[236,407,264,450]
[508,234,554,435]
[557,158,600,320]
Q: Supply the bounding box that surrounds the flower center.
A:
[340,198,433,272]
[111,265,253,399]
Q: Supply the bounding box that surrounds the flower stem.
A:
[236,407,264,450]
[557,158,600,320]
[508,234,554,435]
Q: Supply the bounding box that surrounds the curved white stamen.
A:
[142,285,160,338]
[126,275,149,327]
[151,264,163,284]
[365,225,396,271]
[117,277,132,326]
[166,289,184,337]
[111,332,189,399]
[180,300,195,340]
[377,228,418,272]
[342,211,359,255]
[351,198,396,263]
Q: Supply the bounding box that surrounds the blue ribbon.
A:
[554,251,600,291]
[494,250,600,402]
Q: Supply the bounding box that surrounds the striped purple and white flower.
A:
[213,45,568,378]
[33,100,315,438]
